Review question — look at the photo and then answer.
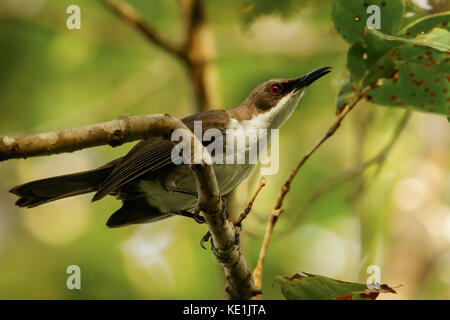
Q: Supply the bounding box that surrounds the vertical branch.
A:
[180,0,221,111]
[102,0,220,112]
[190,162,259,300]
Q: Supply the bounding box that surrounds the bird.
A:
[9,66,332,228]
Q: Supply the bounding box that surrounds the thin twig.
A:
[102,0,183,57]
[283,110,412,231]
[102,0,220,111]
[234,177,267,227]
[252,93,366,295]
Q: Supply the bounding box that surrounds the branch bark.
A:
[191,164,259,300]
[0,114,183,161]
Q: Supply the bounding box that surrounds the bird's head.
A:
[237,66,332,129]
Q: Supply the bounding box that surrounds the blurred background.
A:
[0,0,449,299]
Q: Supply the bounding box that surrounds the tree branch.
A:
[283,110,412,232]
[180,0,220,111]
[234,177,267,227]
[0,114,185,161]
[191,164,259,300]
[252,93,366,295]
[1,113,258,299]
[102,0,220,112]
[102,0,183,57]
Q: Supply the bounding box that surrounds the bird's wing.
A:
[91,109,231,202]
[92,138,175,201]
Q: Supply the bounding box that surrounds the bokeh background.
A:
[0,0,449,299]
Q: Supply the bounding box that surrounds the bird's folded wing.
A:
[92,138,176,202]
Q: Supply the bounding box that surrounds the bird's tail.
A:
[9,166,115,208]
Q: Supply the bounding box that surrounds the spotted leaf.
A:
[372,28,450,51]
[332,0,404,44]
[274,272,397,300]
[370,45,450,115]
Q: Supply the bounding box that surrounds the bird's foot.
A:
[200,231,211,250]
[178,209,205,224]
[199,195,231,250]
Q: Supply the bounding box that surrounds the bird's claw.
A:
[200,231,211,250]
[178,209,205,224]
[199,196,230,250]
[193,208,206,224]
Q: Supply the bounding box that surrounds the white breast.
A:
[230,89,304,131]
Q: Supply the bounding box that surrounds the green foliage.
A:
[372,28,449,51]
[332,0,450,116]
[274,273,396,300]
[332,0,404,44]
[241,0,330,24]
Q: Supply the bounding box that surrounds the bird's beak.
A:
[293,66,332,90]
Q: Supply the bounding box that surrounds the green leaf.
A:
[369,45,450,115]
[242,0,299,24]
[399,11,450,37]
[274,272,397,300]
[338,9,450,116]
[416,27,450,50]
[372,28,450,51]
[347,32,397,87]
[241,0,330,25]
[332,0,404,44]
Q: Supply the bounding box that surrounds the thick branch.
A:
[190,167,259,300]
[253,93,365,295]
[0,114,183,161]
[1,112,257,299]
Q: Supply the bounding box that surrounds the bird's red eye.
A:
[269,85,281,95]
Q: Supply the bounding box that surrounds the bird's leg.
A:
[178,209,205,224]
[163,184,206,222]
[200,195,230,249]
[200,231,211,250]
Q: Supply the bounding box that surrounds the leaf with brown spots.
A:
[370,44,450,115]
[400,12,450,38]
[274,272,397,300]
[372,28,450,51]
[332,0,404,44]
[334,5,450,116]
